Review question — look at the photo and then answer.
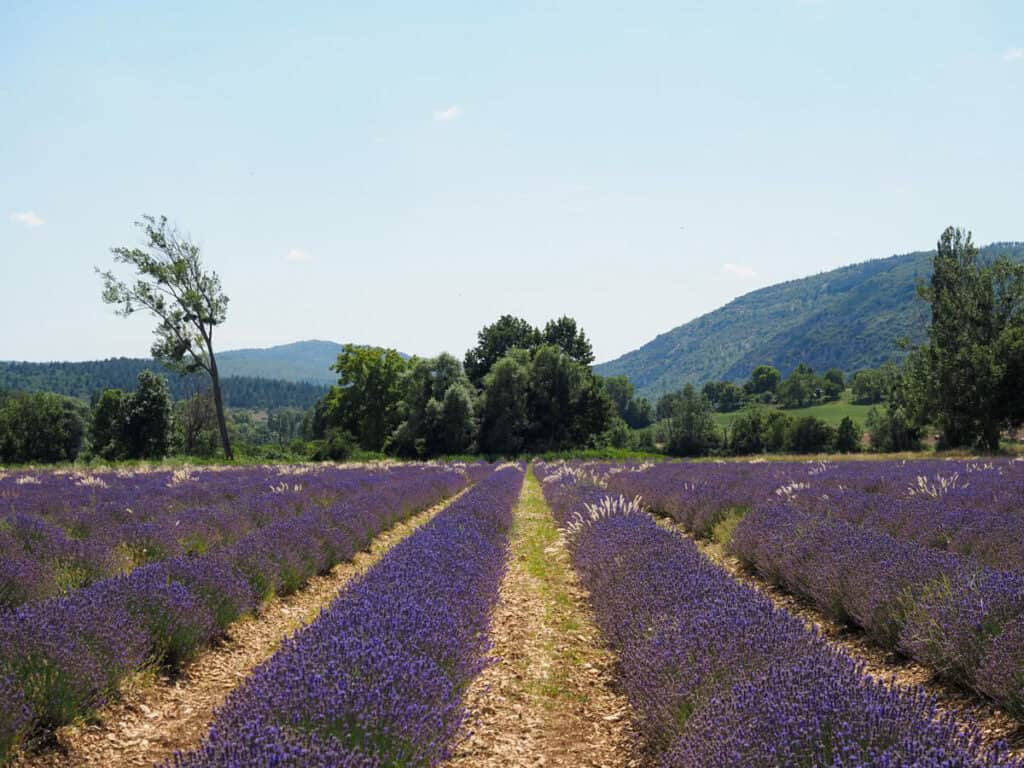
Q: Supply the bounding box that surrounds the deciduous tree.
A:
[912,226,1024,449]
[542,316,594,365]
[665,383,720,456]
[464,316,541,386]
[99,215,234,458]
[323,345,407,452]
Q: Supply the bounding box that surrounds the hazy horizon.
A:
[3,1,1022,365]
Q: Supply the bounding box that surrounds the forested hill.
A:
[595,242,1024,400]
[216,340,343,384]
[0,358,327,409]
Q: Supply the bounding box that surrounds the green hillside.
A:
[217,340,344,384]
[0,358,327,409]
[0,341,413,408]
[595,242,1024,400]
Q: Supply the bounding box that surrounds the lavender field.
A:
[0,462,483,762]
[3,458,1024,767]
[604,458,1024,718]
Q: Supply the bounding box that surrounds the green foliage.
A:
[312,428,358,461]
[834,416,862,453]
[866,403,922,452]
[714,391,873,433]
[602,375,653,428]
[100,215,234,458]
[475,344,614,456]
[266,408,307,444]
[0,359,327,409]
[90,389,128,459]
[664,384,720,457]
[479,350,532,454]
[541,316,595,365]
[172,391,220,457]
[458,316,612,456]
[910,227,1024,450]
[89,371,173,460]
[702,380,745,412]
[101,216,228,375]
[655,390,683,421]
[784,415,835,454]
[776,363,822,409]
[605,416,633,449]
[464,315,542,386]
[222,409,303,448]
[726,406,792,454]
[851,363,900,404]
[464,314,596,386]
[530,345,615,450]
[322,345,407,452]
[0,392,88,464]
[595,242,1024,399]
[123,370,172,459]
[387,354,477,458]
[439,383,477,455]
[746,365,781,395]
[822,368,845,400]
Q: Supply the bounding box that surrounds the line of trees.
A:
[0,371,318,464]
[8,218,1016,465]
[696,362,846,413]
[642,382,862,458]
[310,316,629,459]
[0,361,326,410]
[0,372,173,464]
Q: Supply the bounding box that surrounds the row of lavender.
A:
[733,506,1024,716]
[169,465,523,767]
[0,463,479,763]
[0,466,395,608]
[605,460,1024,716]
[538,463,1020,767]
[605,459,1024,570]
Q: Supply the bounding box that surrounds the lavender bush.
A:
[731,503,1024,711]
[537,463,1021,767]
[0,462,476,762]
[0,463,486,607]
[169,465,522,768]
[605,459,1024,570]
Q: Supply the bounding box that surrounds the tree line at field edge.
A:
[1,221,1021,464]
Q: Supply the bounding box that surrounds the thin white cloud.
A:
[1004,48,1024,63]
[723,263,757,279]
[285,248,314,263]
[432,105,461,122]
[10,211,45,228]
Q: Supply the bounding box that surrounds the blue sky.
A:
[2,1,1021,364]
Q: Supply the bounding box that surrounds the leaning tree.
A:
[98,215,234,459]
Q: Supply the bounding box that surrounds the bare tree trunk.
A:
[208,353,234,460]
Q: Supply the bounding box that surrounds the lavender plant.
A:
[169,466,523,767]
[537,463,1021,767]
[0,463,477,762]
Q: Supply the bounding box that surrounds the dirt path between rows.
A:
[657,517,1024,758]
[446,468,639,768]
[14,490,466,768]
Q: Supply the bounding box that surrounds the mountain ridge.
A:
[0,340,349,408]
[216,339,345,384]
[594,242,1024,399]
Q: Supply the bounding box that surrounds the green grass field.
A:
[711,390,875,430]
